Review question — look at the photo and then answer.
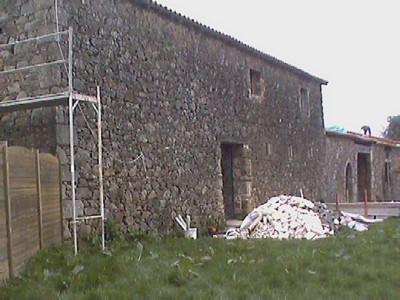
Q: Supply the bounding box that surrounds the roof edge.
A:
[135,0,328,85]
[326,130,400,148]
[325,130,375,145]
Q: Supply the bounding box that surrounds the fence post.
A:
[364,189,368,217]
[35,150,43,249]
[3,144,14,278]
[58,154,64,245]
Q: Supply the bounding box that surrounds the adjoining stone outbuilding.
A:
[0,0,328,234]
[325,130,400,203]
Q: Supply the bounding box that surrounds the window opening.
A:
[308,147,313,159]
[288,145,293,161]
[250,69,261,96]
[266,143,273,156]
[300,87,310,116]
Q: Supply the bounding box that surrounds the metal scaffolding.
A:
[0,27,105,255]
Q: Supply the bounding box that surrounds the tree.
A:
[384,115,400,140]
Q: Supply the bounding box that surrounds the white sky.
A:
[155,0,399,136]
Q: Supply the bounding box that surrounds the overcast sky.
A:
[155,0,399,136]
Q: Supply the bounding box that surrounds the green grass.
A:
[1,218,400,299]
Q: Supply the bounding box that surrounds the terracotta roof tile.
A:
[326,130,400,147]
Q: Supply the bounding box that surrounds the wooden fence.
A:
[0,144,63,284]
[328,202,400,219]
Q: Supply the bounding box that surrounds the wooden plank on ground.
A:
[39,153,62,248]
[328,202,400,218]
[0,146,62,280]
[9,177,36,189]
[7,147,36,179]
[36,150,43,250]
[3,146,14,278]
[0,146,9,284]
[9,190,37,218]
[10,204,39,276]
[7,146,39,277]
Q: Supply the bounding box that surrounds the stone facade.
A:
[392,149,400,200]
[1,0,328,235]
[0,0,65,153]
[326,130,400,203]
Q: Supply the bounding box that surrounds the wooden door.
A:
[221,144,235,219]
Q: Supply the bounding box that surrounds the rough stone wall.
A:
[1,0,327,236]
[326,134,400,203]
[0,0,66,153]
[55,0,327,235]
[325,135,357,202]
[392,147,400,200]
[370,145,387,201]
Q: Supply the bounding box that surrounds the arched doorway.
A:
[345,163,354,202]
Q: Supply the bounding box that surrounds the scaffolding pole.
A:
[0,25,105,256]
[67,26,78,255]
[66,27,104,255]
[97,86,105,251]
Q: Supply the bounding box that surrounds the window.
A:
[245,181,252,196]
[299,87,310,117]
[308,147,314,159]
[384,162,391,184]
[250,69,261,96]
[384,147,391,159]
[266,143,273,156]
[288,145,293,161]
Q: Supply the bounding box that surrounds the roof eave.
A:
[137,0,328,84]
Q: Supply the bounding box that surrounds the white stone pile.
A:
[226,195,335,240]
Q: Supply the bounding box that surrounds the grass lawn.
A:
[1,218,399,299]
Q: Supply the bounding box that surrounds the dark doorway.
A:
[383,162,391,200]
[345,163,354,202]
[357,153,371,202]
[220,143,253,219]
[221,144,237,219]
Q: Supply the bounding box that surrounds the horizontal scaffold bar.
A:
[0,30,69,49]
[0,92,98,112]
[0,59,67,75]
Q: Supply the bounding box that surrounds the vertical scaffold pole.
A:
[97,86,105,250]
[68,26,78,255]
[55,0,60,34]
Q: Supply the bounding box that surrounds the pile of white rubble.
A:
[225,195,382,240]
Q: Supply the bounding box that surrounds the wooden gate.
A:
[0,144,62,283]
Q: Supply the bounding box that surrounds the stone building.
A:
[325,130,400,203]
[0,0,328,235]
